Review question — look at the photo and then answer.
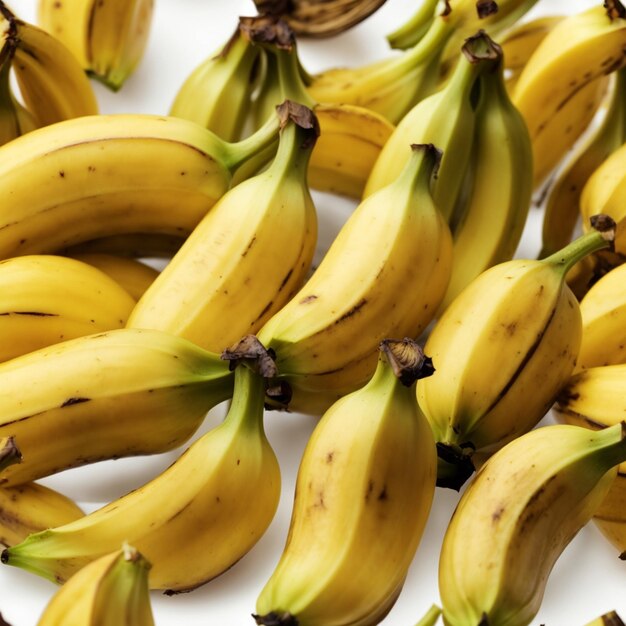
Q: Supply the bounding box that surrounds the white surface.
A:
[2,1,624,625]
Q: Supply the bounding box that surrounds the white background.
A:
[3,1,624,625]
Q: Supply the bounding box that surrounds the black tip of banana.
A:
[0,548,9,565]
[221,335,278,378]
[590,214,616,251]
[239,15,295,50]
[476,0,498,19]
[435,442,476,491]
[605,0,626,21]
[462,30,502,64]
[252,612,299,626]
[264,380,293,411]
[379,338,435,387]
[276,100,320,147]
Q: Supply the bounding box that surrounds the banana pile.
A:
[0,0,626,624]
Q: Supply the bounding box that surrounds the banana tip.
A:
[0,548,9,565]
[435,442,476,491]
[589,214,616,250]
[252,612,299,625]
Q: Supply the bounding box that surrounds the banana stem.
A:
[386,0,439,50]
[274,46,316,108]
[394,17,453,76]
[414,604,442,626]
[222,113,280,173]
[223,365,267,435]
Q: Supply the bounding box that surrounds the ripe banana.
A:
[513,1,626,186]
[38,0,154,91]
[439,39,533,310]
[541,67,626,259]
[170,21,261,142]
[0,2,97,127]
[0,111,280,259]
[0,255,136,362]
[585,613,625,626]
[36,545,154,626]
[0,327,233,486]
[0,481,84,548]
[2,354,280,592]
[127,101,319,353]
[257,143,452,412]
[417,220,615,489]
[67,253,159,301]
[254,339,437,626]
[439,422,626,626]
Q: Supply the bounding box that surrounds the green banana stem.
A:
[394,143,443,196]
[273,45,316,108]
[592,422,626,472]
[222,364,269,436]
[414,604,443,626]
[386,0,440,50]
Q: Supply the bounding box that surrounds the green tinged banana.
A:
[254,339,437,626]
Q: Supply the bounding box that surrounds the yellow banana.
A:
[3,355,280,592]
[254,339,436,626]
[257,144,452,412]
[0,255,136,362]
[0,111,279,259]
[127,102,318,353]
[37,545,154,626]
[513,1,626,186]
[439,422,626,626]
[585,613,626,626]
[417,221,615,489]
[39,0,154,91]
[67,253,158,301]
[0,327,233,486]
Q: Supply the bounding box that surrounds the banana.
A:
[38,0,154,91]
[541,67,626,259]
[36,545,154,626]
[439,39,533,310]
[513,1,626,186]
[439,422,626,626]
[127,102,318,353]
[0,327,233,486]
[417,220,615,490]
[170,21,262,142]
[2,349,280,592]
[257,143,452,412]
[241,16,394,199]
[585,613,626,626]
[0,482,84,548]
[254,339,437,626]
[415,605,443,626]
[386,0,439,50]
[0,111,280,259]
[67,253,158,300]
[0,255,136,362]
[0,2,97,127]
[363,31,500,223]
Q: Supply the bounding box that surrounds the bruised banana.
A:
[3,351,280,592]
[241,16,394,199]
[541,67,626,259]
[0,255,136,363]
[39,0,154,91]
[417,220,615,490]
[37,545,154,626]
[0,328,233,486]
[258,143,452,412]
[0,111,279,259]
[254,339,436,626]
[127,101,319,353]
[0,2,97,127]
[513,1,626,186]
[439,422,626,626]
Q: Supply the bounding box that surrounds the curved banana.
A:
[0,2,97,127]
[439,422,626,626]
[254,339,437,626]
[0,327,233,486]
[0,255,136,362]
[417,221,615,490]
[37,545,154,626]
[0,111,280,259]
[3,355,280,592]
[39,0,154,91]
[513,1,626,186]
[67,253,158,300]
[258,143,452,412]
[170,21,262,142]
[127,102,318,353]
[541,67,626,258]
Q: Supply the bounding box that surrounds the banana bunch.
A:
[254,339,437,626]
[542,67,626,259]
[257,143,452,414]
[0,1,97,127]
[127,101,319,353]
[439,422,626,626]
[0,111,281,259]
[417,220,615,489]
[39,0,154,91]
[0,328,233,486]
[585,613,625,626]
[0,255,136,362]
[36,545,154,626]
[513,1,626,186]
[3,347,280,591]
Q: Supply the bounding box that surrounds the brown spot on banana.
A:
[60,397,91,408]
